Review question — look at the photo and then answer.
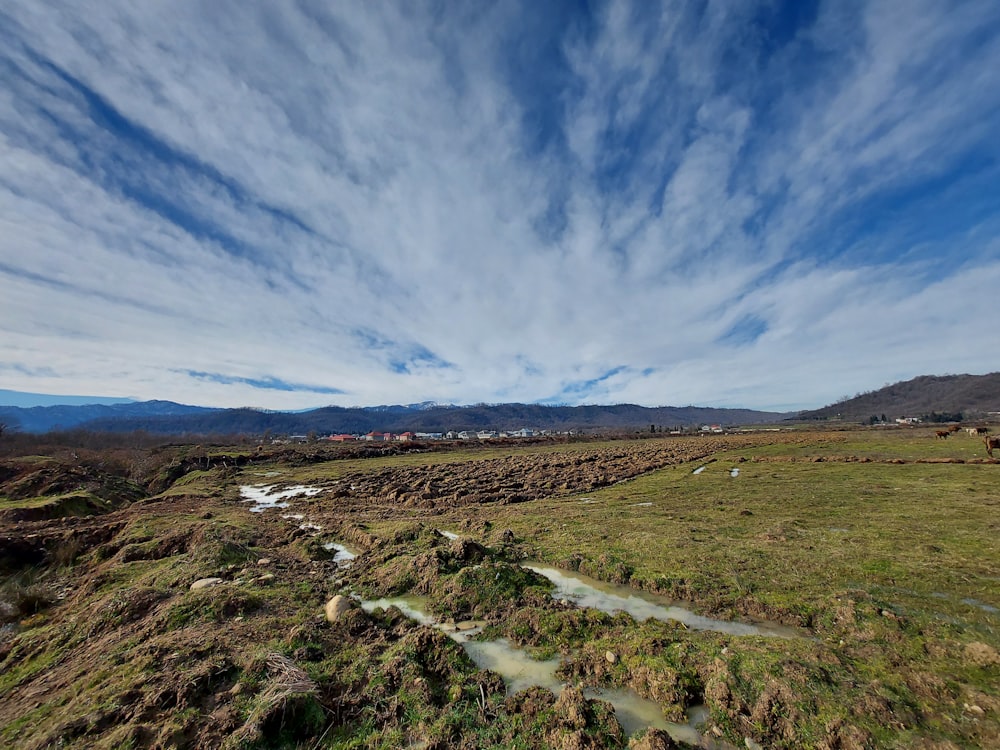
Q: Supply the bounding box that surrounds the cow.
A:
[948,424,962,433]
[935,430,950,439]
[986,435,1000,458]
[967,428,981,436]
[976,427,991,436]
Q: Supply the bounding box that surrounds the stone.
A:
[257,558,271,566]
[605,650,618,664]
[324,594,354,623]
[190,577,224,590]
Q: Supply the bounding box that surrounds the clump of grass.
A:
[226,653,325,749]
[0,571,56,621]
[430,561,550,619]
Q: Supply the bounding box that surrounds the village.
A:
[323,427,542,442]
[279,423,747,444]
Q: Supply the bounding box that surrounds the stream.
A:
[524,564,798,638]
[359,595,718,744]
[239,486,754,743]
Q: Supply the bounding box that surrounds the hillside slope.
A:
[798,373,1000,421]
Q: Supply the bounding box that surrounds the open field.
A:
[1,428,997,748]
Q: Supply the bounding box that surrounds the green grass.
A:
[3,430,997,748]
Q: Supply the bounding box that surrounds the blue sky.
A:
[1,0,998,411]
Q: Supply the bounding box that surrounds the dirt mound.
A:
[0,457,147,523]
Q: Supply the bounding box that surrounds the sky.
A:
[1,0,999,412]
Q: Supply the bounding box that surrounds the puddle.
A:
[323,542,358,566]
[525,565,798,638]
[359,596,720,744]
[584,689,713,743]
[692,466,706,475]
[281,513,305,521]
[360,596,434,625]
[631,502,653,507]
[240,485,322,512]
[730,468,739,477]
[461,637,562,695]
[438,529,460,540]
[300,522,323,533]
[928,592,998,614]
[580,497,597,504]
[961,598,999,614]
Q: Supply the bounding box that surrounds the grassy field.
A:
[1,428,997,748]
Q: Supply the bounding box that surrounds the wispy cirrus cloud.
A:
[0,0,998,411]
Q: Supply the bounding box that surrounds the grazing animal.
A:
[967,428,980,436]
[986,435,1000,458]
[948,424,961,433]
[935,430,950,439]
[976,427,990,436]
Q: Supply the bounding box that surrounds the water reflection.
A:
[525,564,798,638]
[239,484,321,512]
[357,595,723,745]
[323,541,358,566]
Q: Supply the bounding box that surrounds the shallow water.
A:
[692,466,706,474]
[438,529,460,540]
[358,596,716,743]
[360,596,434,625]
[525,564,798,638]
[323,542,358,566]
[730,468,740,477]
[240,484,322,512]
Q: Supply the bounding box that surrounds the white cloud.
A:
[0,1,998,411]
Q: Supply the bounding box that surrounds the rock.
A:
[257,558,271,566]
[256,573,275,585]
[605,650,618,664]
[745,738,764,750]
[190,577,224,590]
[324,595,354,623]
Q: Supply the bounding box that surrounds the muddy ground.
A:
[1,432,997,748]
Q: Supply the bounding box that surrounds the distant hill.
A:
[797,373,1000,422]
[0,400,788,436]
[0,400,214,433]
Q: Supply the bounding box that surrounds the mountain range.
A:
[3,372,998,435]
[0,399,785,435]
